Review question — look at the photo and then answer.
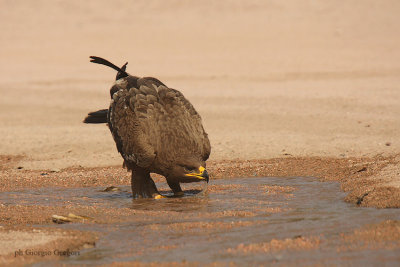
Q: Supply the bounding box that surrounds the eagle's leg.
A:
[131,167,161,198]
[167,179,184,197]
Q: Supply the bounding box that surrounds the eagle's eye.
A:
[181,165,196,173]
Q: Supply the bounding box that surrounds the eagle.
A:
[84,56,211,199]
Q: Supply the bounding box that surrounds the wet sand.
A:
[1,157,400,265]
[1,174,399,266]
[1,0,400,265]
[1,155,399,208]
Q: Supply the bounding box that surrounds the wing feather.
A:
[108,76,211,170]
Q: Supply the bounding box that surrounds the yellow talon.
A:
[154,194,165,199]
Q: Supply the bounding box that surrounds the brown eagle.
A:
[84,56,210,199]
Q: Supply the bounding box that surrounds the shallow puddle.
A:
[2,177,400,266]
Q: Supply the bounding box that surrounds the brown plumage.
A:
[84,56,211,198]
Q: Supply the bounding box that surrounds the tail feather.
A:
[83,109,108,124]
[116,62,128,80]
[90,56,129,79]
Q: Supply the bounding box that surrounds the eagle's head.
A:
[169,157,209,183]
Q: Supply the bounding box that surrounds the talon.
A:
[154,194,165,199]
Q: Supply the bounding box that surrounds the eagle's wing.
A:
[108,78,158,168]
[156,86,211,162]
[109,76,210,169]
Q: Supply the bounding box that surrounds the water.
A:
[1,177,399,266]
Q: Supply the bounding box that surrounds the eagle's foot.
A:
[131,184,160,199]
[166,179,184,197]
[131,169,160,199]
[173,191,184,197]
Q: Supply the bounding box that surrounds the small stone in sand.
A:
[102,186,120,192]
[52,215,72,224]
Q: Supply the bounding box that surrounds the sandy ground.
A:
[1,0,400,265]
[1,0,400,169]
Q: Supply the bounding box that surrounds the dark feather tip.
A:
[89,56,108,64]
[83,109,108,124]
[89,56,129,77]
[121,62,128,71]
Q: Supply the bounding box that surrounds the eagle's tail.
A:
[83,109,108,124]
[90,56,129,80]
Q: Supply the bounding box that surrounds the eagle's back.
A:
[108,76,210,173]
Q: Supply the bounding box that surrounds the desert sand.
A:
[0,0,400,265]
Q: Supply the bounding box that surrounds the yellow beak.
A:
[185,166,209,182]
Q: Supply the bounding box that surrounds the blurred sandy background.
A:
[0,0,399,170]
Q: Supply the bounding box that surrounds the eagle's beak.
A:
[186,166,209,183]
[202,169,209,183]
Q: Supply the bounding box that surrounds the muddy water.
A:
[2,177,400,266]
